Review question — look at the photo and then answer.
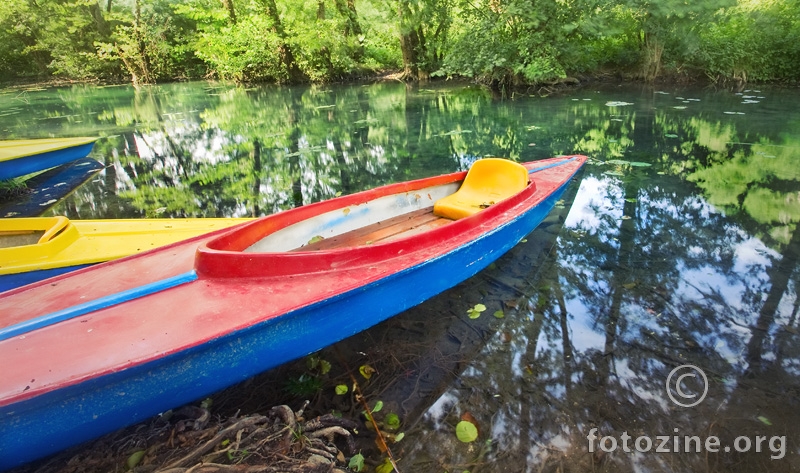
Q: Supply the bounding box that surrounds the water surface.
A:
[2,81,799,472]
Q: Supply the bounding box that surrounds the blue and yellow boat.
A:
[0,137,98,181]
[0,216,252,291]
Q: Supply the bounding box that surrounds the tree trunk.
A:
[317,0,325,20]
[221,0,236,24]
[86,1,110,36]
[397,2,427,81]
[262,0,306,83]
[642,31,662,82]
[334,0,362,37]
[399,29,422,80]
[334,0,363,59]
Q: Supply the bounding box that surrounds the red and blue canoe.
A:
[0,155,586,469]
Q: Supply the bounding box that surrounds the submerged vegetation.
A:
[0,0,799,87]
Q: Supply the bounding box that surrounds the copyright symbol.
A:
[666,364,708,408]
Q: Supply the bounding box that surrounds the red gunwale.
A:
[195,170,537,278]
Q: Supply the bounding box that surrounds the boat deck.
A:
[293,207,453,251]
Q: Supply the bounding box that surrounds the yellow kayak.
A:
[0,216,251,291]
[0,137,98,181]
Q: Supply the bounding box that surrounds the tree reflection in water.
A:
[1,82,799,472]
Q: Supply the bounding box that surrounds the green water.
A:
[2,81,799,472]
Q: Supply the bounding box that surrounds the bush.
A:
[195,16,285,82]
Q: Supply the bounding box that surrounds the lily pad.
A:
[456,420,479,443]
[467,304,486,319]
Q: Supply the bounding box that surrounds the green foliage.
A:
[439,0,606,85]
[195,16,284,82]
[0,0,798,86]
[694,0,800,82]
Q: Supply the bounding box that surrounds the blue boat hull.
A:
[0,142,96,182]
[0,265,91,293]
[0,179,573,470]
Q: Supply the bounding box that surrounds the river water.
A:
[2,81,799,472]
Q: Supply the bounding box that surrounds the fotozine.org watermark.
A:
[586,429,786,460]
[585,365,787,460]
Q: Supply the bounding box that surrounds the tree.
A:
[260,0,306,82]
[391,0,452,80]
[221,0,236,24]
[617,0,735,81]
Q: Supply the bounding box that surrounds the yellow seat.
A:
[433,158,530,220]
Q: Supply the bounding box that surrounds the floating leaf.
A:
[665,134,678,138]
[394,432,405,442]
[493,310,505,319]
[349,453,365,472]
[467,304,486,319]
[385,413,400,430]
[375,458,394,473]
[605,101,634,106]
[757,416,772,426]
[126,450,145,469]
[359,364,375,380]
[628,162,652,167]
[606,159,630,165]
[335,384,348,395]
[319,359,331,375]
[604,171,625,177]
[373,400,384,413]
[456,420,479,443]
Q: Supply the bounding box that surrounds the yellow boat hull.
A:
[0,217,251,286]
